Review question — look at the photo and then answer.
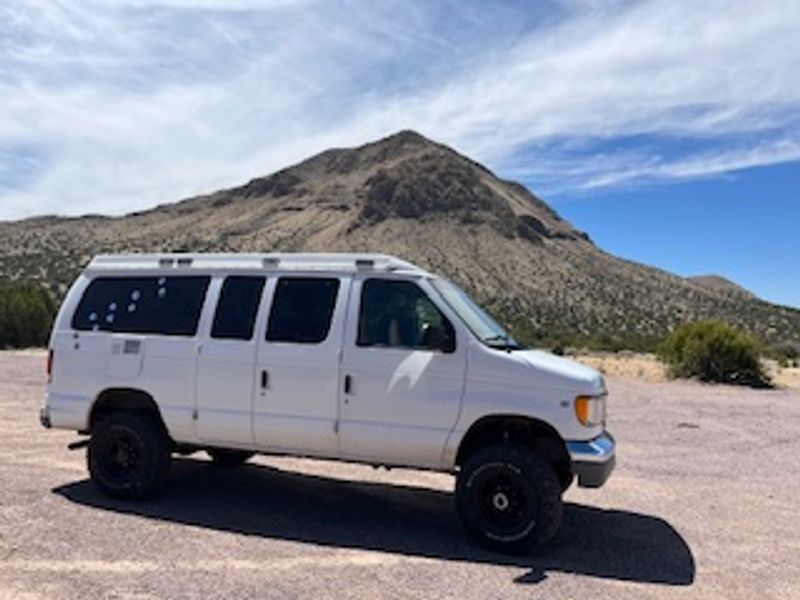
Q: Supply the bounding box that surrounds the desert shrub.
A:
[657,320,771,388]
[0,280,56,348]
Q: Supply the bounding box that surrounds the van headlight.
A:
[574,394,606,427]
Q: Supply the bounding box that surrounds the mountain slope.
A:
[687,275,755,300]
[1,130,798,349]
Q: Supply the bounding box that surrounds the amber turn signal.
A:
[575,396,591,425]
[574,394,605,427]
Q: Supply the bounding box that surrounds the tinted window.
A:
[72,276,210,336]
[358,279,454,351]
[266,277,340,344]
[211,276,266,340]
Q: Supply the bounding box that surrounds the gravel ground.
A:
[1,351,799,599]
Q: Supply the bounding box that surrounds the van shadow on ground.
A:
[54,458,695,586]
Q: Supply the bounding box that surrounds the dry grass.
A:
[572,352,668,382]
[573,351,800,390]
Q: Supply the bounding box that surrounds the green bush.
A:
[0,280,56,348]
[657,320,771,388]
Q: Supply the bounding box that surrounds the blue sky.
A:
[553,163,800,308]
[1,0,799,306]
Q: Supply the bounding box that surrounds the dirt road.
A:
[1,351,798,599]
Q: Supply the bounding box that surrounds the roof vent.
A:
[355,258,375,270]
[158,258,174,268]
[176,257,193,267]
[262,257,280,269]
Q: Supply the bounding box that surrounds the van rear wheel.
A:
[455,443,562,553]
[207,449,254,466]
[88,413,171,499]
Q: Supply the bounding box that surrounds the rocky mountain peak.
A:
[230,130,587,244]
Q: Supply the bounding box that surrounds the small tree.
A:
[0,281,56,348]
[657,320,771,388]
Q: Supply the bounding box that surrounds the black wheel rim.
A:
[99,430,141,483]
[470,463,537,541]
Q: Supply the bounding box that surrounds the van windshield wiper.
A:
[482,334,523,351]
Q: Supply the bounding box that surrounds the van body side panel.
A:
[46,275,95,430]
[50,332,199,441]
[440,342,604,469]
[138,336,200,442]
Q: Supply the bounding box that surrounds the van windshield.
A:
[430,278,523,350]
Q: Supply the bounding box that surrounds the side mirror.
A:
[421,323,455,353]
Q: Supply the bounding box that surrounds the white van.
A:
[41,253,614,552]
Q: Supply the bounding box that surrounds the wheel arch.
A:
[455,414,572,488]
[89,388,169,437]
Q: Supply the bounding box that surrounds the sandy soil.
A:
[771,364,800,388]
[1,351,799,599]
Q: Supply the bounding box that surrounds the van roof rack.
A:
[88,253,425,274]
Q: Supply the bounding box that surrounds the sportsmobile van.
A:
[41,253,615,552]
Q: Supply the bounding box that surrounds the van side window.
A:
[266,277,340,344]
[72,276,210,336]
[211,276,266,340]
[358,279,455,351]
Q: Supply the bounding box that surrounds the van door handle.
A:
[344,374,352,395]
[261,370,269,389]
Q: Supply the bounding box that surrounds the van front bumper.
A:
[566,432,615,488]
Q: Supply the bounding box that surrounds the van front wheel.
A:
[88,413,171,499]
[455,443,562,553]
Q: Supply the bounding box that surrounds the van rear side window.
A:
[211,276,266,340]
[72,276,210,336]
[266,277,340,344]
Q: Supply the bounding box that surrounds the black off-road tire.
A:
[88,412,171,499]
[559,471,576,493]
[456,443,563,553]
[207,448,254,466]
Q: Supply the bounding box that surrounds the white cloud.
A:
[573,140,800,191]
[1,0,799,219]
[345,0,800,163]
[498,139,800,196]
[91,0,310,8]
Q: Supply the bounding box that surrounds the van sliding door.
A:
[252,275,351,455]
[195,275,266,446]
